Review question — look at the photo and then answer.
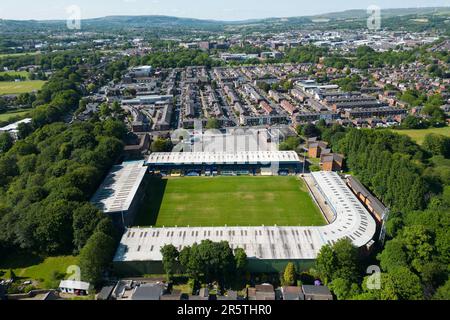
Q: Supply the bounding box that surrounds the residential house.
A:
[320,153,344,172]
[302,285,333,300]
[131,283,166,300]
[281,286,305,300]
[59,280,92,296]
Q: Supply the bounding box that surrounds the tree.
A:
[401,225,434,273]
[72,203,104,252]
[433,279,450,300]
[283,262,297,286]
[0,132,13,153]
[102,119,127,139]
[178,240,237,284]
[423,134,450,158]
[332,238,360,283]
[279,136,301,151]
[34,200,74,254]
[234,248,247,274]
[401,115,428,129]
[160,244,179,280]
[315,244,336,285]
[206,118,220,130]
[329,278,360,300]
[316,238,360,285]
[301,124,321,138]
[179,245,201,280]
[151,138,173,152]
[79,231,116,286]
[388,267,424,300]
[377,239,408,273]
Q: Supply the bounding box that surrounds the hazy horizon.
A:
[0,0,449,21]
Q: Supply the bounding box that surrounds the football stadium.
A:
[91,150,378,274]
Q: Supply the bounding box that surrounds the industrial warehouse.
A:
[110,170,377,274]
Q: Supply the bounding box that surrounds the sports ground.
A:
[0,80,45,94]
[134,176,326,227]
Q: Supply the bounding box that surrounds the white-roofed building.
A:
[91,161,148,227]
[59,280,92,295]
[0,118,32,140]
[113,171,377,274]
[145,151,302,176]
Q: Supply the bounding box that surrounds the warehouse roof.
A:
[91,161,147,213]
[113,171,376,262]
[146,151,301,166]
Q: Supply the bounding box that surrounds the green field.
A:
[0,80,45,94]
[0,108,32,121]
[392,126,450,144]
[134,176,325,227]
[0,52,40,58]
[0,252,78,289]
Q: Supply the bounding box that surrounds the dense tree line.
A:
[0,74,27,82]
[0,50,102,72]
[335,129,430,212]
[313,124,450,300]
[138,49,221,69]
[0,117,126,256]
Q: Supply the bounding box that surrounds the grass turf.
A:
[0,252,78,289]
[391,126,450,145]
[0,80,45,94]
[0,108,32,121]
[0,52,40,58]
[134,176,325,227]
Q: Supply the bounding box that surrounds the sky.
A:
[0,0,448,21]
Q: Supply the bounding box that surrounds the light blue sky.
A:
[0,0,448,21]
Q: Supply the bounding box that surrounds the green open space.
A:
[134,176,325,227]
[0,252,78,289]
[391,126,450,145]
[0,52,40,59]
[0,80,45,95]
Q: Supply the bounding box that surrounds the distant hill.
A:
[0,6,449,32]
[310,7,450,20]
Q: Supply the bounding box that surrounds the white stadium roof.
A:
[114,171,377,262]
[91,161,147,213]
[146,151,301,165]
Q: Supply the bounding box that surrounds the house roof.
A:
[346,176,387,216]
[59,280,91,291]
[282,286,304,300]
[321,153,344,164]
[97,286,115,300]
[302,285,332,297]
[131,283,165,300]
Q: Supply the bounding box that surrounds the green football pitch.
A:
[134,176,326,227]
